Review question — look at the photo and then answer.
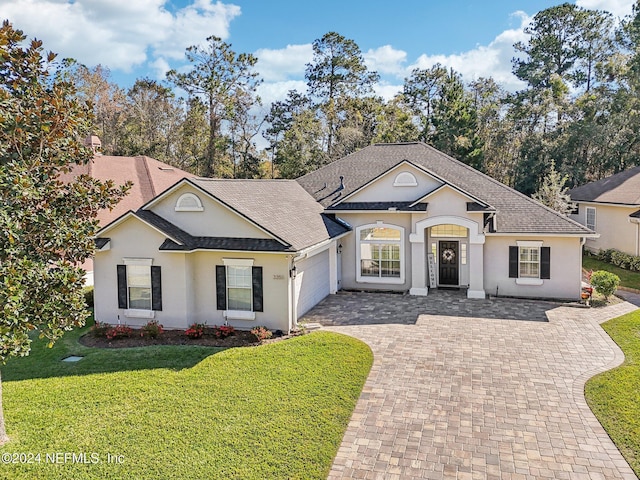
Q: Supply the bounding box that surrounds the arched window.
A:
[393,171,418,187]
[175,193,203,212]
[356,223,405,283]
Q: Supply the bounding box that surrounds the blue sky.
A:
[0,0,635,107]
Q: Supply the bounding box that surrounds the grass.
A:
[0,324,373,479]
[583,254,640,291]
[585,309,640,476]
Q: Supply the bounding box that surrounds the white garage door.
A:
[295,249,330,318]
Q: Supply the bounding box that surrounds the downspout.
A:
[288,255,298,332]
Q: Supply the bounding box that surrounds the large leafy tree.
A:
[119,78,184,162]
[0,21,129,442]
[305,32,379,158]
[167,36,261,178]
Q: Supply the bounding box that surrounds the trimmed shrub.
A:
[590,270,620,300]
[141,320,164,338]
[185,323,205,339]
[106,325,133,340]
[83,286,94,308]
[250,326,273,342]
[91,321,111,338]
[593,248,640,272]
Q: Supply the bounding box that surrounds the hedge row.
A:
[590,248,640,272]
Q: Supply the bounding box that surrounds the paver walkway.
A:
[302,291,639,479]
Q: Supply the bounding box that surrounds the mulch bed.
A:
[80,328,301,349]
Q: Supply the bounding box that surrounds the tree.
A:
[513,3,615,92]
[119,78,184,162]
[305,32,379,158]
[69,63,126,155]
[167,36,261,177]
[532,161,576,215]
[275,109,326,178]
[0,21,129,443]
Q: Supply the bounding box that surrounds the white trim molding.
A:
[224,310,256,321]
[223,258,254,267]
[411,216,484,245]
[124,309,155,319]
[393,171,418,187]
[175,192,204,212]
[123,257,153,266]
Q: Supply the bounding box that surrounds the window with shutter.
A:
[510,242,550,285]
[217,259,263,319]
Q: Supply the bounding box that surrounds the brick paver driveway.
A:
[302,291,639,479]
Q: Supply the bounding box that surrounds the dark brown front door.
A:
[439,241,459,286]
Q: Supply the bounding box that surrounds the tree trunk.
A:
[0,372,10,445]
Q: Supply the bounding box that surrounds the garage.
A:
[295,249,330,318]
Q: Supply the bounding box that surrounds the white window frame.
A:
[586,206,596,231]
[393,171,418,187]
[222,258,256,320]
[515,241,543,286]
[356,223,405,284]
[122,258,155,318]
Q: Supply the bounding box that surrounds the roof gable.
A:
[297,142,592,235]
[339,160,442,204]
[145,181,279,242]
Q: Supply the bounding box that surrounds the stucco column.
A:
[409,231,428,296]
[467,239,486,299]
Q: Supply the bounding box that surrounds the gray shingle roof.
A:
[568,166,640,205]
[187,178,350,251]
[297,142,591,235]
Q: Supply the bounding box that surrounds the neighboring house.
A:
[60,136,195,284]
[94,142,594,333]
[568,166,640,256]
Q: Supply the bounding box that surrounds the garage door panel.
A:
[296,250,330,318]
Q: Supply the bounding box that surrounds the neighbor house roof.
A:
[297,142,591,235]
[60,154,196,228]
[568,166,640,205]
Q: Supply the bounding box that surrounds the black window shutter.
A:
[151,266,162,311]
[216,265,226,310]
[540,247,551,279]
[508,246,518,278]
[252,266,264,312]
[117,264,127,308]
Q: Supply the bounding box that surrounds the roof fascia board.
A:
[96,211,184,245]
[410,183,490,208]
[485,232,598,238]
[574,200,640,208]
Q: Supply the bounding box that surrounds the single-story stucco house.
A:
[568,166,640,256]
[94,142,595,332]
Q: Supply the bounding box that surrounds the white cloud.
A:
[409,11,531,92]
[364,45,407,76]
[255,44,313,82]
[149,57,171,80]
[0,0,241,71]
[576,0,635,18]
[373,83,403,101]
[256,79,308,108]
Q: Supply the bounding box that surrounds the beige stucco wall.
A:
[94,215,292,332]
[150,183,271,239]
[187,250,291,331]
[347,165,441,203]
[483,235,582,300]
[94,216,189,329]
[338,213,413,291]
[570,202,640,256]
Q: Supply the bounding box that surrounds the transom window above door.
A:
[430,224,467,238]
[356,224,404,284]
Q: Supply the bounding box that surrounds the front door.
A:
[439,241,459,286]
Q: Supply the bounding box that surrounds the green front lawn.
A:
[583,255,640,291]
[0,325,373,479]
[585,309,640,476]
